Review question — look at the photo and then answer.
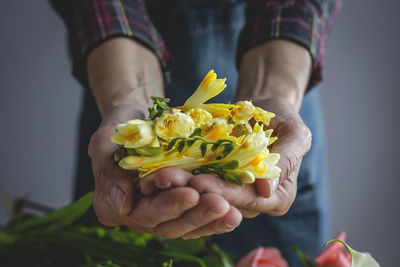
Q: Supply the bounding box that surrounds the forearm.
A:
[235,40,312,111]
[87,37,164,118]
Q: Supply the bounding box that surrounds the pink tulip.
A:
[315,232,351,267]
[236,247,289,267]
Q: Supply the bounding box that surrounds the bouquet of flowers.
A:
[111,70,281,185]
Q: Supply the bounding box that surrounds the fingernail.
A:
[110,185,126,215]
[269,178,279,195]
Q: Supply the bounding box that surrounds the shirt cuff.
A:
[237,0,341,89]
[73,0,170,87]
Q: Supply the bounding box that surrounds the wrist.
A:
[99,104,148,129]
[235,40,312,111]
[87,37,164,117]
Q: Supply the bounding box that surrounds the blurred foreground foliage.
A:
[0,192,233,267]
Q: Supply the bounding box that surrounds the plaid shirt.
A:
[51,0,341,89]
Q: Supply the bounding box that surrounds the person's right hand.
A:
[88,105,242,238]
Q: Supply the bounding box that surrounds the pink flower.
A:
[315,232,351,267]
[236,247,289,267]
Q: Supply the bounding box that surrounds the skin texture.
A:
[87,37,312,239]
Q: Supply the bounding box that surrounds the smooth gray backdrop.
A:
[0,0,398,266]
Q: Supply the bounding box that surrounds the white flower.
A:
[185,108,213,128]
[230,101,256,123]
[155,108,195,142]
[111,119,156,148]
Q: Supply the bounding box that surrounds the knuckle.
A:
[94,168,107,188]
[188,174,223,194]
[281,151,299,180]
[300,124,312,153]
[241,210,260,218]
[134,216,158,229]
[97,215,117,227]
[154,228,177,239]
[92,192,117,227]
[270,206,290,217]
[188,175,206,193]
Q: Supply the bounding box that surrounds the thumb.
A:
[271,121,311,184]
[89,126,136,225]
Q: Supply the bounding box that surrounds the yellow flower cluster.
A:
[111,70,281,184]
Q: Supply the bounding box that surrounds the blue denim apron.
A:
[75,1,330,265]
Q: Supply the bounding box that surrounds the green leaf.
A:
[190,128,202,138]
[151,96,170,103]
[323,239,379,267]
[177,141,186,152]
[221,144,234,158]
[200,143,208,157]
[126,148,139,156]
[222,160,239,170]
[8,192,93,232]
[223,173,243,186]
[161,238,206,255]
[162,259,173,267]
[134,146,164,157]
[210,244,234,267]
[211,143,219,152]
[166,138,180,151]
[113,150,122,163]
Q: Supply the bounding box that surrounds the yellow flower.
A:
[202,118,233,141]
[253,107,275,126]
[199,103,235,118]
[155,108,195,142]
[111,119,156,148]
[230,101,256,123]
[185,108,213,128]
[183,70,227,110]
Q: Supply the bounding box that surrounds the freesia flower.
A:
[183,70,227,110]
[254,107,275,126]
[203,118,233,140]
[155,108,195,142]
[230,101,256,123]
[111,119,156,148]
[235,247,289,267]
[199,103,235,118]
[185,108,213,128]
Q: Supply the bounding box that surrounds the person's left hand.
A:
[140,97,311,239]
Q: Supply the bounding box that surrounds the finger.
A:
[182,205,242,239]
[189,174,281,214]
[256,178,279,198]
[125,187,200,228]
[265,162,301,216]
[139,167,194,195]
[238,209,260,218]
[271,121,311,183]
[153,193,230,239]
[189,174,258,208]
[91,161,138,224]
[89,127,137,219]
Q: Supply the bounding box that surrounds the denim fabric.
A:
[75,1,330,266]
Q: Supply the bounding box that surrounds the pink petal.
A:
[316,232,347,265]
[236,247,289,267]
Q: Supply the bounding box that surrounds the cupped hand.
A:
[89,105,242,238]
[140,97,311,238]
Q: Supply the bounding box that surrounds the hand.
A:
[189,97,312,219]
[89,105,242,238]
[140,97,311,239]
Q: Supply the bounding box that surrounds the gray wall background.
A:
[0,0,398,266]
